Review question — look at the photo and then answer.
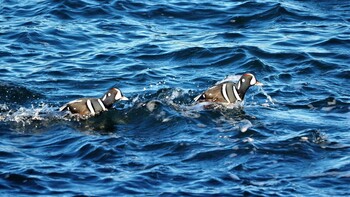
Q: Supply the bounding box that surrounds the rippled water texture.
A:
[1,0,350,196]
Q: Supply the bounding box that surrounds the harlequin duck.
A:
[59,88,128,117]
[194,73,263,103]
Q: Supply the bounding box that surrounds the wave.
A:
[1,0,350,195]
[314,37,350,48]
[223,2,324,28]
[0,83,43,105]
[0,84,273,133]
[0,72,347,135]
[137,46,231,64]
[115,1,234,21]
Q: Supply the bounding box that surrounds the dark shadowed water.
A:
[1,0,350,196]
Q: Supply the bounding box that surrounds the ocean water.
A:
[1,0,350,196]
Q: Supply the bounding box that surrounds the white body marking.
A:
[98,99,107,111]
[233,86,242,101]
[102,95,107,101]
[68,99,83,104]
[193,94,202,101]
[222,84,230,103]
[86,99,95,115]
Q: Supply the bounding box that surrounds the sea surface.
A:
[1,0,350,196]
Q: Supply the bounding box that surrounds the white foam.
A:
[238,119,253,133]
[0,104,65,126]
[258,86,276,105]
[145,100,158,112]
[225,101,244,109]
[228,173,241,181]
[0,104,9,111]
[243,137,254,143]
[300,136,309,141]
[187,101,243,112]
[321,106,336,112]
[327,99,336,105]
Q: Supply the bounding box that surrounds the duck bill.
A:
[121,96,129,101]
[255,81,264,86]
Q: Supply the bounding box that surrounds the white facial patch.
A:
[250,75,257,85]
[108,93,111,97]
[242,79,245,83]
[115,90,122,100]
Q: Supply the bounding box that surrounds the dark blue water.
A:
[1,0,350,196]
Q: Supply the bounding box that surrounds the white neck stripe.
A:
[233,86,242,101]
[102,95,107,101]
[98,99,107,111]
[222,84,230,103]
[86,99,95,115]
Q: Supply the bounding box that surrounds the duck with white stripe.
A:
[194,73,263,104]
[59,87,128,118]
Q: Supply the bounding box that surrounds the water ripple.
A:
[0,0,350,196]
